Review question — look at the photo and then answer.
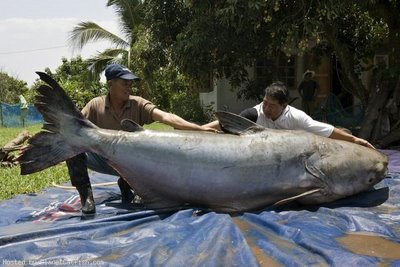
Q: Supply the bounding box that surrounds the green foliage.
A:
[0,72,29,104]
[317,2,388,57]
[65,0,398,123]
[149,66,211,123]
[69,0,144,77]
[28,57,106,109]
[238,79,267,102]
[107,0,144,40]
[67,0,210,122]
[54,57,106,109]
[144,122,173,131]
[169,90,211,123]
[142,0,393,106]
[143,0,303,87]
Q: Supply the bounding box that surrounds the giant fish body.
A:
[19,72,388,212]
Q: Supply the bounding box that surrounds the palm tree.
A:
[68,0,143,78]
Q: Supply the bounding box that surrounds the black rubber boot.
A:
[118,177,135,203]
[76,183,96,214]
[66,154,96,214]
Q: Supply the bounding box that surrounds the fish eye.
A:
[368,177,374,184]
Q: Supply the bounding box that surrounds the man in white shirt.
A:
[204,81,374,149]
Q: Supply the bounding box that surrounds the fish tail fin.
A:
[19,72,96,175]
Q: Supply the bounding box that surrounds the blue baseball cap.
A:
[105,64,140,81]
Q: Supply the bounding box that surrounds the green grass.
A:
[0,122,172,201]
[0,124,71,201]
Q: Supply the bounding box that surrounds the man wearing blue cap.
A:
[66,64,216,214]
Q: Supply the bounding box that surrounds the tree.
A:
[0,72,29,104]
[68,0,143,78]
[354,0,400,146]
[68,0,159,99]
[68,0,210,122]
[28,57,105,109]
[143,1,400,146]
[68,1,400,143]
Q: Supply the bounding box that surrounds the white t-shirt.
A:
[254,103,334,137]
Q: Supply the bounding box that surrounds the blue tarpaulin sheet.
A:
[0,150,400,266]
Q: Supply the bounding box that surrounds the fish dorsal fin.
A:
[272,188,322,206]
[121,119,144,132]
[215,111,265,135]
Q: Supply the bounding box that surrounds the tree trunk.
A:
[0,130,31,167]
[324,23,369,106]
[375,76,400,147]
[358,71,392,141]
[376,125,400,148]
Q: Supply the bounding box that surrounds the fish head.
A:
[302,144,388,204]
[326,146,387,200]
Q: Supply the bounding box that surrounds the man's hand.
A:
[199,125,220,133]
[354,137,375,149]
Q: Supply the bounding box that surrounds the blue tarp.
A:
[0,150,400,266]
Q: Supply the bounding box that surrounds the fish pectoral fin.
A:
[121,119,144,132]
[305,158,326,179]
[272,188,322,206]
[215,111,265,135]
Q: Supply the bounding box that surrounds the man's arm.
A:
[152,108,217,132]
[202,107,258,131]
[202,120,221,130]
[329,127,375,149]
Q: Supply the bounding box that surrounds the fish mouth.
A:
[378,160,388,178]
[377,152,389,174]
[370,155,389,185]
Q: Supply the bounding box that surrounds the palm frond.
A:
[86,48,129,77]
[107,0,143,39]
[69,21,129,50]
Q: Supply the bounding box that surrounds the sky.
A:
[0,0,120,86]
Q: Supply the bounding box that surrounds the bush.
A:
[149,67,211,123]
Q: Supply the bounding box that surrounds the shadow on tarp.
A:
[0,151,399,266]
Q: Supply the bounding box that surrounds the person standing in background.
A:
[19,95,28,127]
[298,70,320,116]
